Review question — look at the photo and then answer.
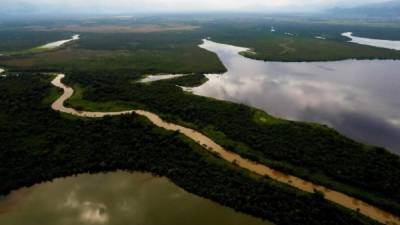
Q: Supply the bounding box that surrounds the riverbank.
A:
[1,73,380,225]
[342,32,400,51]
[51,74,400,225]
[0,171,270,225]
[38,34,80,49]
[210,32,400,62]
[64,68,400,217]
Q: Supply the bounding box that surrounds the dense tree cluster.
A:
[0,28,226,75]
[3,19,400,75]
[0,74,381,225]
[0,30,73,52]
[64,71,400,215]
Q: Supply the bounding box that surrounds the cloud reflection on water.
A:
[194,39,400,153]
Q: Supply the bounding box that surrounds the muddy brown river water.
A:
[49,74,400,225]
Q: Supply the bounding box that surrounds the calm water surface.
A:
[39,34,80,49]
[140,74,188,83]
[0,172,271,225]
[342,32,400,50]
[193,39,400,154]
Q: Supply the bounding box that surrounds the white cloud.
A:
[1,0,393,13]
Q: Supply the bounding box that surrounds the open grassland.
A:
[65,84,140,112]
[31,24,200,33]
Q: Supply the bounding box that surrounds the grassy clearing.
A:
[253,110,282,125]
[41,86,61,106]
[65,85,138,112]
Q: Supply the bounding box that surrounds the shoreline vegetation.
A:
[0,171,272,225]
[1,17,400,225]
[235,36,400,62]
[342,32,400,51]
[50,74,400,225]
[37,34,80,50]
[2,46,400,221]
[0,34,81,57]
[203,21,400,62]
[0,73,382,225]
[1,19,400,69]
[62,71,400,218]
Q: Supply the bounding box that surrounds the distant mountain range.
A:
[327,1,400,18]
[1,0,399,19]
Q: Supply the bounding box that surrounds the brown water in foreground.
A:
[0,172,270,225]
[51,74,400,225]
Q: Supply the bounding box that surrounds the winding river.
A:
[2,33,400,224]
[49,74,400,224]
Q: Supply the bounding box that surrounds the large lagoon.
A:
[193,39,400,154]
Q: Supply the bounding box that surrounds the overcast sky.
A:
[0,0,393,14]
